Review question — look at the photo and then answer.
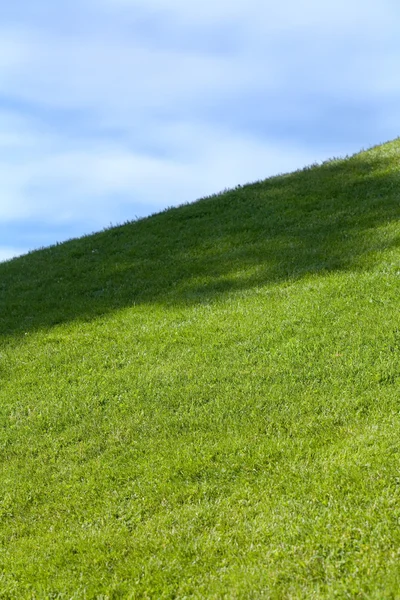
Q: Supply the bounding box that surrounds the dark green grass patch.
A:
[0,140,400,598]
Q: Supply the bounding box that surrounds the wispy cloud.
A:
[0,0,399,261]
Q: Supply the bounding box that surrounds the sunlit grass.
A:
[0,140,400,598]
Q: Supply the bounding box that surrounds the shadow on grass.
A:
[1,144,400,340]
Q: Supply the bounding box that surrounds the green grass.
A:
[1,139,400,598]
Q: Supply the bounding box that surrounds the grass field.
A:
[0,139,400,598]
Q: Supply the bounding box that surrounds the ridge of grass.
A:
[0,140,400,598]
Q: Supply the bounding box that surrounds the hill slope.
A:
[0,140,400,598]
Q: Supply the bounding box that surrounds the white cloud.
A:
[0,115,325,226]
[137,2,396,56]
[96,0,391,30]
[0,0,398,138]
[1,1,398,117]
[0,29,36,70]
[0,29,280,116]
[0,0,399,252]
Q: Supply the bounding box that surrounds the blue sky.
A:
[1,0,399,262]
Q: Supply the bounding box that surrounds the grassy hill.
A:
[0,139,400,598]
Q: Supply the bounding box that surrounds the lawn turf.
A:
[0,140,400,598]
